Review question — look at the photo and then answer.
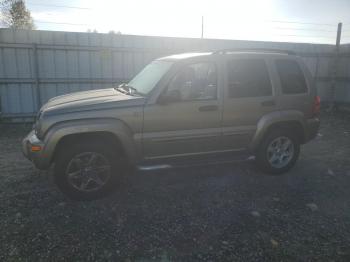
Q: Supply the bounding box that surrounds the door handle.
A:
[261,100,275,107]
[198,105,218,112]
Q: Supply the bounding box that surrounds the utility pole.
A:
[201,16,204,38]
[329,22,342,111]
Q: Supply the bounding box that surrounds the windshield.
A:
[128,60,173,95]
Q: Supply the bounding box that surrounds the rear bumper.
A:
[304,117,320,143]
[22,130,50,170]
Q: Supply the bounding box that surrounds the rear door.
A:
[221,55,277,150]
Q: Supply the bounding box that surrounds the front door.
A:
[142,61,222,159]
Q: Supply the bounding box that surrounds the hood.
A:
[41,88,145,115]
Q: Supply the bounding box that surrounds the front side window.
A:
[275,59,307,94]
[166,62,217,101]
[128,60,173,95]
[227,59,272,98]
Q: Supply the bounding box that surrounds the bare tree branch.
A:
[0,0,35,29]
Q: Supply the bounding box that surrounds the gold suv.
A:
[23,49,320,200]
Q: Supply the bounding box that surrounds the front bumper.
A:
[22,131,50,170]
[304,117,320,143]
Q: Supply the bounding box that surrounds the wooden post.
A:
[32,43,41,110]
[329,22,342,111]
[336,22,342,50]
[201,16,204,39]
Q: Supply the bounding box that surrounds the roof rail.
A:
[213,48,296,55]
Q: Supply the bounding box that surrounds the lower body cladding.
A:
[22,118,320,172]
[22,128,250,172]
[22,130,50,170]
[305,117,320,142]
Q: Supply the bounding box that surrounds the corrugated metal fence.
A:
[0,29,349,120]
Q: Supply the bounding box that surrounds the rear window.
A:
[275,59,308,94]
[227,59,272,98]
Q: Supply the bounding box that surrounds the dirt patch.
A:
[0,112,350,261]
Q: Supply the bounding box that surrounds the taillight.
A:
[312,96,321,116]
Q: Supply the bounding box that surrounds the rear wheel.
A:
[54,142,124,200]
[255,130,300,175]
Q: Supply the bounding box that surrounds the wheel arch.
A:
[53,131,125,162]
[42,118,140,166]
[250,110,306,152]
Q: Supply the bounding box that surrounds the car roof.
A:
[158,49,296,62]
[158,52,213,61]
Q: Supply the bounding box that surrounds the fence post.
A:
[329,22,342,111]
[32,43,41,111]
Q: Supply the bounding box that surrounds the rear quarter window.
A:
[275,59,308,94]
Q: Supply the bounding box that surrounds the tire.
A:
[255,129,300,175]
[54,141,125,200]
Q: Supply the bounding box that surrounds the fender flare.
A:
[42,118,140,165]
[249,110,306,151]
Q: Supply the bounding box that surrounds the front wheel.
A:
[255,130,300,175]
[54,142,124,200]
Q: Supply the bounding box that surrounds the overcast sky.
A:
[26,0,350,44]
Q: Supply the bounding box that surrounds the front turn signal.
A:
[30,145,42,152]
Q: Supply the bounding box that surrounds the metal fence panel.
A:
[0,28,346,120]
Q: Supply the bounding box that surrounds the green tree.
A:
[0,0,35,29]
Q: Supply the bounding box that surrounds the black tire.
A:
[54,141,125,200]
[255,129,300,175]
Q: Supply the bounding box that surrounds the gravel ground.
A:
[1,112,350,261]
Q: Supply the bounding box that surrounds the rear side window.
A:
[227,59,272,98]
[275,59,307,94]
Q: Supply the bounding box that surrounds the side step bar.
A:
[137,164,172,171]
[137,155,255,171]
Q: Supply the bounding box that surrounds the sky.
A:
[24,0,350,44]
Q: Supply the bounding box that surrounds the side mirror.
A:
[158,90,181,104]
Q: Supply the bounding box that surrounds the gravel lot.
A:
[1,112,350,261]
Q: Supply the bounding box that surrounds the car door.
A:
[221,55,277,150]
[142,61,222,159]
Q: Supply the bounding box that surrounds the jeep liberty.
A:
[23,49,320,200]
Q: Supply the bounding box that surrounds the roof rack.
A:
[213,48,296,55]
